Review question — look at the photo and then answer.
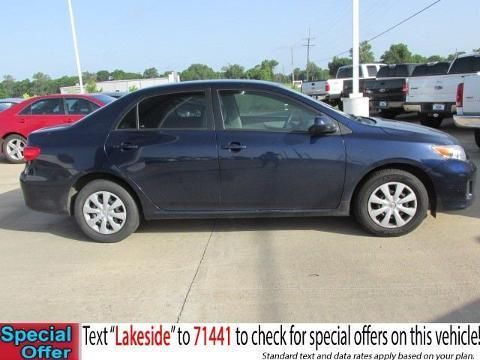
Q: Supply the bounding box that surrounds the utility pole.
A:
[303,28,315,81]
[291,46,295,84]
[67,0,84,94]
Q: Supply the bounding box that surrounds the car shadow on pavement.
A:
[432,298,480,322]
[0,188,367,243]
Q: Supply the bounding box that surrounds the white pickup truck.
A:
[454,74,480,147]
[301,63,382,106]
[404,52,480,127]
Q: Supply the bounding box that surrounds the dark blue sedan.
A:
[20,80,476,242]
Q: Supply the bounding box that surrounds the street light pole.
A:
[342,0,369,116]
[67,0,84,94]
[352,0,360,96]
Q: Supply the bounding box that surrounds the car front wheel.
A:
[74,180,140,242]
[353,169,429,237]
[3,134,27,164]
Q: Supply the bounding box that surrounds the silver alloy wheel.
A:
[367,182,417,229]
[6,138,26,161]
[83,191,127,235]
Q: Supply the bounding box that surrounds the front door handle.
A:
[113,142,139,150]
[221,142,247,152]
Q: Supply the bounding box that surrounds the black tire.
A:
[74,180,140,243]
[475,129,480,148]
[2,134,27,164]
[419,114,443,128]
[353,169,429,237]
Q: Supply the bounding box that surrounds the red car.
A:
[0,94,114,163]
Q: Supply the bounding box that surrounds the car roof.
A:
[130,79,289,96]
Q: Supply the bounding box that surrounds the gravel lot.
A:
[0,117,479,323]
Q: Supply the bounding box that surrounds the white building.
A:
[60,72,180,94]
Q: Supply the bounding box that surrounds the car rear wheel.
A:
[475,129,480,148]
[353,169,429,237]
[3,134,26,164]
[74,180,140,243]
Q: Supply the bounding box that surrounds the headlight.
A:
[432,145,467,161]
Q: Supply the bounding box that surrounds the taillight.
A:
[325,82,330,92]
[456,83,464,108]
[402,81,409,94]
[24,146,41,161]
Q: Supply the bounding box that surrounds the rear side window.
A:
[367,66,378,77]
[139,92,209,130]
[412,63,450,76]
[377,65,412,78]
[118,107,138,129]
[337,66,363,78]
[21,98,65,115]
[65,98,99,115]
[449,56,480,74]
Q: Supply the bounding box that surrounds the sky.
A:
[0,0,478,80]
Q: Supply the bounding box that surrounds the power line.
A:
[316,0,442,63]
[366,0,441,43]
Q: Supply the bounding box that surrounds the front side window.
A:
[219,90,322,132]
[138,92,208,130]
[65,98,99,115]
[22,98,64,115]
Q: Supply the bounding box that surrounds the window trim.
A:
[114,89,214,132]
[215,88,333,134]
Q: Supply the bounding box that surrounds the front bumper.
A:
[453,114,480,129]
[429,159,477,211]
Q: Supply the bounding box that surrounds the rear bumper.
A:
[20,168,72,215]
[429,159,477,211]
[403,102,455,115]
[373,101,404,110]
[453,114,480,128]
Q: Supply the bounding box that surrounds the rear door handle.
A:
[113,142,139,150]
[221,142,247,152]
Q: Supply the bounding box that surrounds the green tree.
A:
[143,67,159,78]
[246,59,279,81]
[222,64,245,79]
[96,70,111,82]
[328,57,352,77]
[85,79,101,93]
[349,41,375,63]
[426,55,445,62]
[305,62,329,81]
[181,64,218,80]
[1,75,16,97]
[380,43,413,64]
[31,72,53,95]
[410,54,427,63]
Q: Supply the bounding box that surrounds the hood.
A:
[371,117,457,145]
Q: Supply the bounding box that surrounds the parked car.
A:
[20,80,476,242]
[453,74,480,147]
[301,63,383,106]
[355,64,418,118]
[0,94,115,163]
[404,53,480,128]
[0,98,23,110]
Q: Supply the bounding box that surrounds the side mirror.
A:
[308,116,339,136]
